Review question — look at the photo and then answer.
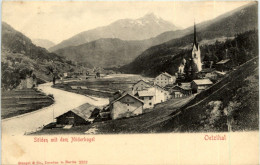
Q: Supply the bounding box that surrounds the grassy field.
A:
[1,88,54,119]
[54,74,153,98]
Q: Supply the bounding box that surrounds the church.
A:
[178,23,202,80]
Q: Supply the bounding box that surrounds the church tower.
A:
[191,22,202,72]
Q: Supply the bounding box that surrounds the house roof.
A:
[200,68,215,73]
[164,84,175,89]
[214,71,226,75]
[153,84,167,91]
[112,93,144,104]
[192,79,213,85]
[216,59,230,65]
[57,103,102,121]
[137,90,155,97]
[180,83,192,90]
[134,79,153,86]
[160,72,175,78]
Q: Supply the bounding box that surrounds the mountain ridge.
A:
[49,13,179,52]
[32,39,55,50]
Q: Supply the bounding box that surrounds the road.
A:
[1,82,109,135]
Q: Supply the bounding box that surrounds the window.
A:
[149,103,152,105]
[127,104,129,106]
[149,97,152,100]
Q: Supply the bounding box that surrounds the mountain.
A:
[121,2,258,76]
[1,22,74,90]
[49,13,179,52]
[32,39,55,50]
[53,29,188,68]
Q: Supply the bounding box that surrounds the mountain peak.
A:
[141,12,160,20]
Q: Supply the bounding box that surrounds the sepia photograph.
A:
[1,1,259,164]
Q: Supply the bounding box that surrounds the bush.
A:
[48,94,54,99]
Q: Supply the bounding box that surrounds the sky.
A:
[2,1,252,44]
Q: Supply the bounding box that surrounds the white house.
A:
[154,72,176,87]
[152,84,170,103]
[132,79,152,95]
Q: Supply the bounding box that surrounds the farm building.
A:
[191,79,213,93]
[56,103,102,126]
[215,59,233,72]
[170,85,192,98]
[109,93,144,120]
[136,90,155,109]
[132,79,152,95]
[154,72,176,87]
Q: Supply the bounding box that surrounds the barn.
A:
[56,103,102,126]
[191,79,213,93]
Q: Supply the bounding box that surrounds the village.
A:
[37,23,234,130]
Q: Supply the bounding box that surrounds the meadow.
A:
[1,88,54,119]
[54,74,153,98]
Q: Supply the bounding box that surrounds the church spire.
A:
[193,21,198,48]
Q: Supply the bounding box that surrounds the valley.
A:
[1,2,258,135]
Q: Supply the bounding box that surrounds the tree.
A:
[95,72,100,78]
[224,101,241,132]
[46,65,58,85]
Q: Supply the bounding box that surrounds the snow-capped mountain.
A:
[49,13,179,52]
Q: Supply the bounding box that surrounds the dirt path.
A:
[2,82,109,136]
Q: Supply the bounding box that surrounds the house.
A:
[154,72,176,87]
[170,85,192,98]
[109,93,144,120]
[191,79,213,93]
[56,103,102,126]
[136,90,155,109]
[132,79,152,95]
[216,59,233,72]
[198,68,215,78]
[164,84,175,92]
[153,84,171,103]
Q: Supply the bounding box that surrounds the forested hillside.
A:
[1,22,75,90]
[121,30,258,77]
[120,3,258,76]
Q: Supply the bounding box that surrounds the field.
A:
[54,74,153,98]
[1,88,54,119]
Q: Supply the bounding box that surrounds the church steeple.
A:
[193,22,198,49]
